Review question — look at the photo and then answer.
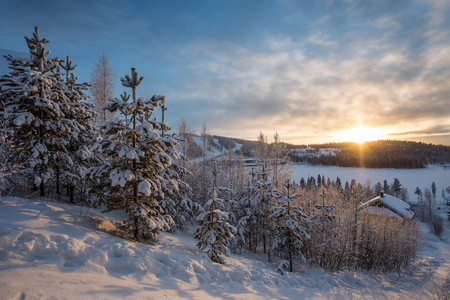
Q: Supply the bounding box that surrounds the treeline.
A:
[191,136,450,169]
[290,140,450,168]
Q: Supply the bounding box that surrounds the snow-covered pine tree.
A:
[0,103,17,196]
[314,188,335,231]
[58,55,97,203]
[308,188,338,269]
[230,213,249,255]
[156,102,201,231]
[195,163,236,264]
[0,26,90,197]
[88,67,177,241]
[158,166,202,231]
[255,165,279,261]
[270,179,310,272]
[235,170,259,252]
[391,178,402,198]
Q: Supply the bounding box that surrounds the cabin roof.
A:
[359,193,414,220]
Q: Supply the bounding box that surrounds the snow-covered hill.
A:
[192,135,243,158]
[0,196,449,299]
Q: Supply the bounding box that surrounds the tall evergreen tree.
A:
[157,106,200,231]
[236,170,259,252]
[0,26,93,197]
[254,165,279,261]
[270,179,310,272]
[431,182,436,203]
[414,187,422,201]
[383,180,390,194]
[195,163,236,264]
[0,103,16,195]
[88,67,177,241]
[391,178,402,197]
[58,55,97,203]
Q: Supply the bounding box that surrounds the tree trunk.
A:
[69,184,75,204]
[289,236,293,272]
[263,234,266,253]
[56,170,60,195]
[40,181,45,197]
[134,216,139,241]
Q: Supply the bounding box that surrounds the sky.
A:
[1,0,449,145]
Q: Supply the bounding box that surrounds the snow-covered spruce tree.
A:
[255,165,279,261]
[234,169,260,253]
[58,55,97,203]
[270,179,310,272]
[156,100,202,231]
[0,104,17,196]
[158,162,202,231]
[157,152,201,232]
[230,214,248,254]
[88,67,176,241]
[0,26,89,197]
[306,188,340,270]
[195,163,236,264]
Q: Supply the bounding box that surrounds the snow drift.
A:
[0,196,448,299]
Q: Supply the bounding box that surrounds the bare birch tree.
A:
[177,117,194,164]
[200,120,211,203]
[90,51,115,124]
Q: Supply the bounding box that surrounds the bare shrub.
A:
[298,184,420,273]
[429,213,444,237]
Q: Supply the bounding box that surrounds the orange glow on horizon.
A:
[336,125,386,144]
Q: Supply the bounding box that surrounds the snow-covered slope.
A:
[192,135,243,158]
[0,196,449,299]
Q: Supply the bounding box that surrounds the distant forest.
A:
[292,140,450,168]
[206,136,450,169]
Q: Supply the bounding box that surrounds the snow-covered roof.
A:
[359,193,414,220]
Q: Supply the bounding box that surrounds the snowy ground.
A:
[0,196,449,299]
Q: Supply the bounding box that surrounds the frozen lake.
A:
[290,164,450,202]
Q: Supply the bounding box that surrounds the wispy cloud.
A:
[1,0,449,144]
[166,0,450,144]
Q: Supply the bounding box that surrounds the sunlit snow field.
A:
[0,195,449,299]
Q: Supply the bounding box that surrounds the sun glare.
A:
[336,125,386,143]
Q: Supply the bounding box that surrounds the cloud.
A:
[170,6,450,144]
[1,0,448,145]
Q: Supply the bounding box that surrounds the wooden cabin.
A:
[358,192,414,221]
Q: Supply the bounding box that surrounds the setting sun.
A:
[336,125,386,143]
